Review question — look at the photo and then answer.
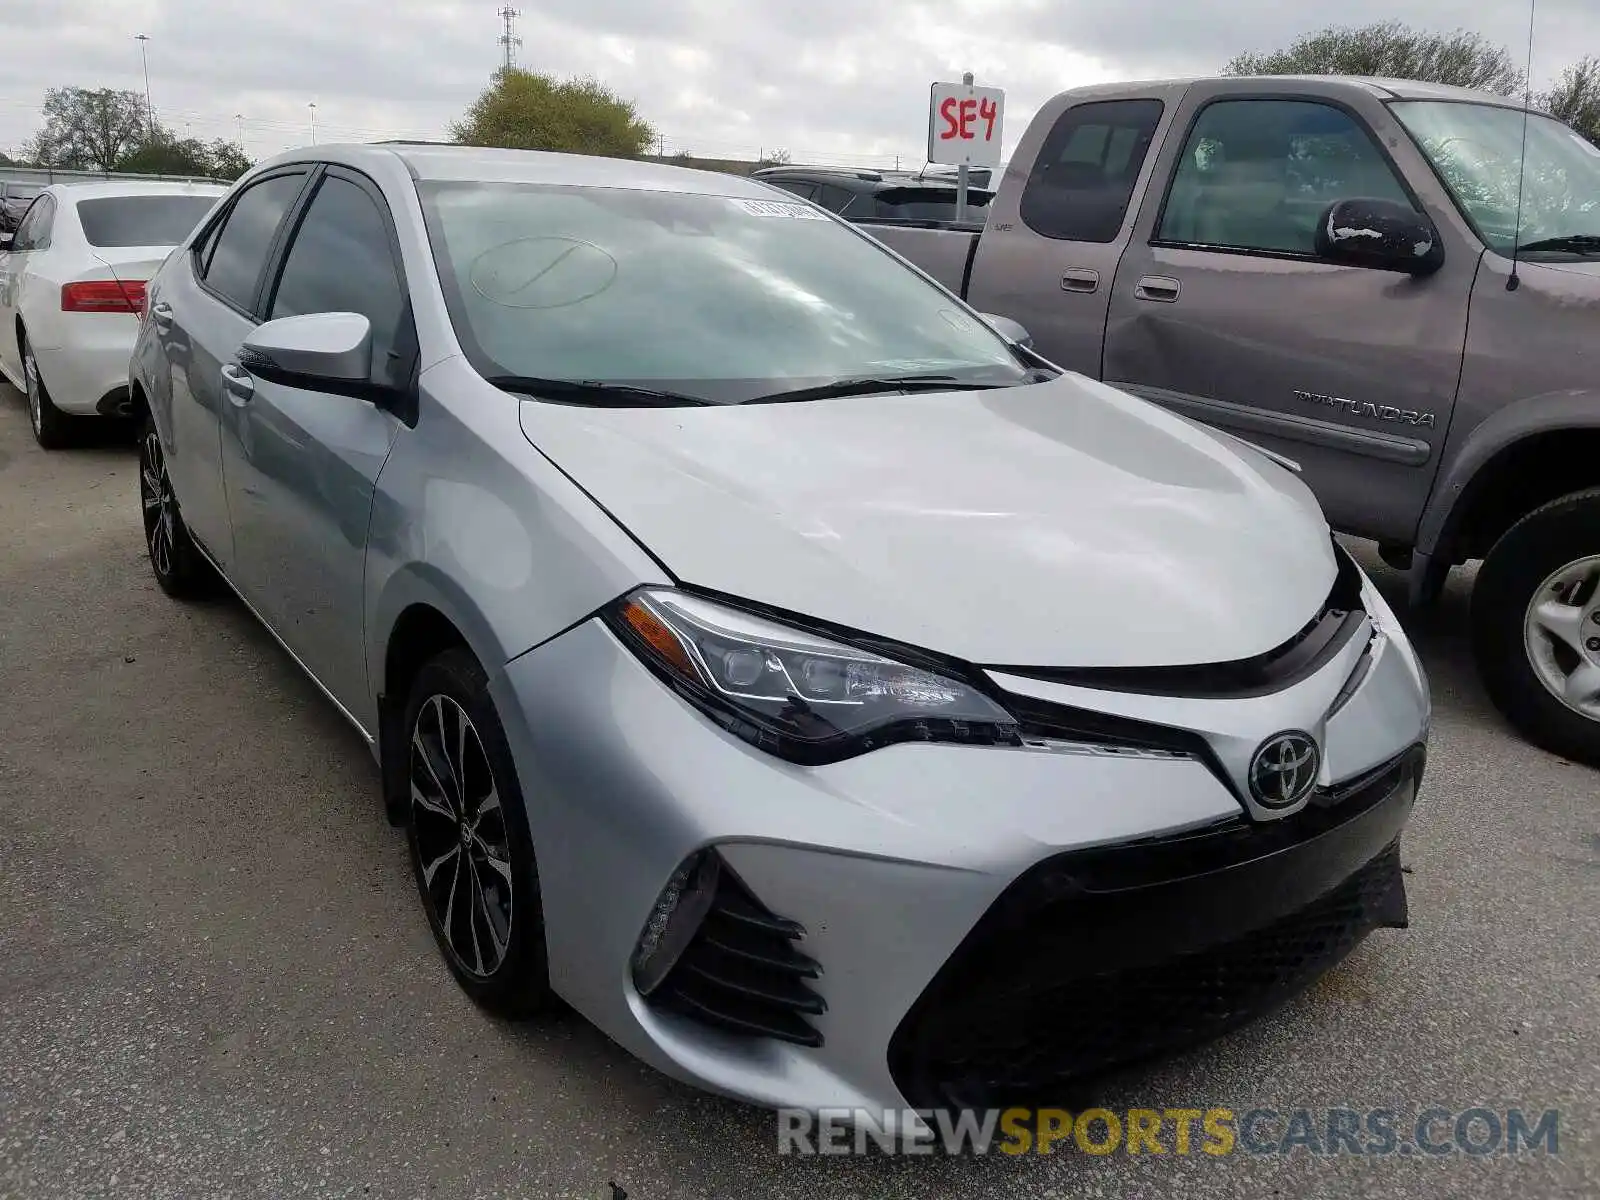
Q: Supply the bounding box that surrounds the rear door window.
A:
[200,172,307,312]
[1019,99,1165,242]
[77,195,220,248]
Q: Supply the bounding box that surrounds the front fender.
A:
[1415,387,1600,559]
[366,560,510,708]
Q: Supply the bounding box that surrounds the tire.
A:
[20,330,74,450]
[138,412,215,598]
[401,647,552,1017]
[1471,487,1600,766]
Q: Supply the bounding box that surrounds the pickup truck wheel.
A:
[1472,488,1600,765]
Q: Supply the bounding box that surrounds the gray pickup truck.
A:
[866,74,1600,765]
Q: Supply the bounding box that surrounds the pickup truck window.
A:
[1392,101,1600,255]
[1019,99,1163,242]
[1158,99,1412,256]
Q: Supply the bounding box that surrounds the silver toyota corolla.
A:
[130,144,1431,1118]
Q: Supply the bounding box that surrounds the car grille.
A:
[652,861,826,1048]
[887,748,1419,1111]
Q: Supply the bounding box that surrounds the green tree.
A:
[117,130,214,176]
[1224,22,1526,95]
[450,67,655,158]
[207,140,253,180]
[23,86,150,170]
[1541,56,1600,144]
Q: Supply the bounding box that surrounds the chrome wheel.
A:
[410,694,514,978]
[139,427,176,579]
[23,344,42,437]
[1522,554,1600,722]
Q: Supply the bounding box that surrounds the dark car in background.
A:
[752,165,993,227]
[1,181,44,234]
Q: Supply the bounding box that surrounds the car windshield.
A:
[415,181,1029,404]
[75,194,220,248]
[1392,100,1600,255]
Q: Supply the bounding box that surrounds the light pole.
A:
[308,102,318,145]
[134,34,154,136]
[234,113,245,145]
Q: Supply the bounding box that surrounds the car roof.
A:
[262,143,791,199]
[45,179,230,202]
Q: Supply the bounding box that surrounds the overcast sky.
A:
[1,0,1592,168]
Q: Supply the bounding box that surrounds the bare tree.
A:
[1541,55,1600,144]
[23,87,149,171]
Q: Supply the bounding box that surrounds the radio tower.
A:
[497,5,522,72]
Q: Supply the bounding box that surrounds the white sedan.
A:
[0,180,226,448]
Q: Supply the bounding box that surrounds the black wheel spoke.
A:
[409,692,513,979]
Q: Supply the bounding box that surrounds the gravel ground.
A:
[0,382,1595,1199]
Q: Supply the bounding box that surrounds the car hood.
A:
[518,373,1337,668]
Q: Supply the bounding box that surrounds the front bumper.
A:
[490,577,1429,1115]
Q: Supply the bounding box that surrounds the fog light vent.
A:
[639,853,826,1047]
[632,850,721,997]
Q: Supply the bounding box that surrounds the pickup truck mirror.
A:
[1314,198,1445,276]
[981,313,1033,349]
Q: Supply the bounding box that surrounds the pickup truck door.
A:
[964,87,1182,376]
[1103,80,1482,546]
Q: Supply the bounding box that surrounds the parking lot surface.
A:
[1,382,1596,1199]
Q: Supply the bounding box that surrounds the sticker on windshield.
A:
[1572,133,1600,158]
[731,198,829,220]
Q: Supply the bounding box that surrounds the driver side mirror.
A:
[1315,198,1445,276]
[981,312,1033,349]
[0,232,14,252]
[240,311,373,390]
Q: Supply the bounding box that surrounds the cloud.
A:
[0,0,1590,167]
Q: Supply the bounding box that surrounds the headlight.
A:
[603,588,1020,763]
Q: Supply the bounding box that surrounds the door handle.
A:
[150,301,173,332]
[220,362,254,404]
[1061,268,1100,294]
[1134,276,1181,303]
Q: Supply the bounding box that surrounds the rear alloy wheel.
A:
[1473,488,1600,765]
[21,331,73,449]
[403,648,551,1016]
[138,414,213,598]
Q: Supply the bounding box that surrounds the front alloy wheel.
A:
[1522,555,1600,723]
[410,693,515,978]
[401,648,551,1015]
[1473,487,1600,766]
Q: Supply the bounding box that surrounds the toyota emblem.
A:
[1249,731,1320,809]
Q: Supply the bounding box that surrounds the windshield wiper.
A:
[740,374,1014,405]
[485,375,713,407]
[1516,234,1600,255]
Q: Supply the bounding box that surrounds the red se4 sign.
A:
[926,81,1005,169]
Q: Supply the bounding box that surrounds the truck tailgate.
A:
[859,223,981,297]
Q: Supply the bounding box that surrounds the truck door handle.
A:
[1061,268,1100,294]
[1134,276,1181,303]
[220,362,254,405]
[150,301,173,331]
